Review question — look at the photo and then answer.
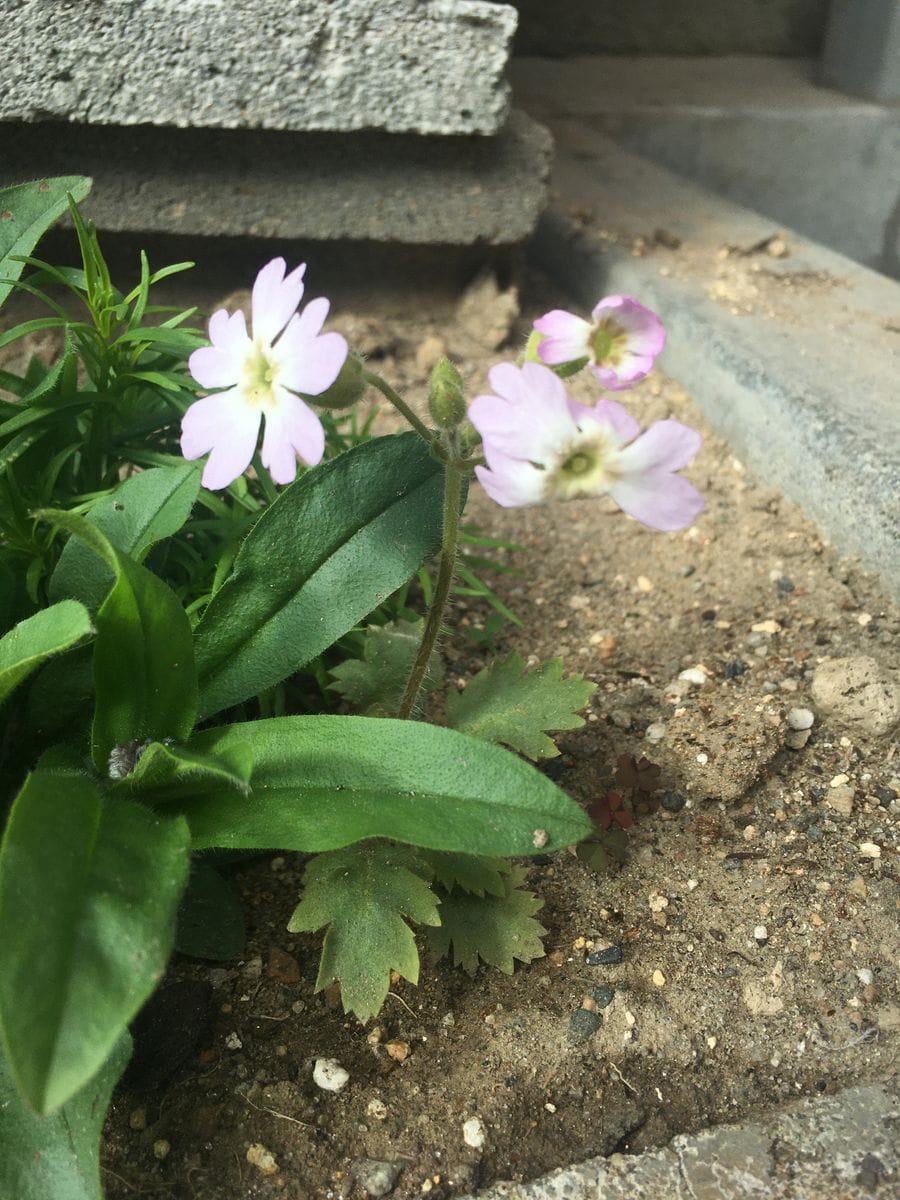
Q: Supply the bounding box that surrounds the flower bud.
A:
[304,352,367,410]
[427,357,466,429]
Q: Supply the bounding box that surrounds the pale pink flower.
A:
[467,362,703,532]
[181,258,348,490]
[534,295,666,391]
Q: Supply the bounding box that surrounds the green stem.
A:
[363,369,434,445]
[398,457,463,719]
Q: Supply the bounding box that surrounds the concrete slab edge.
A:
[527,128,900,599]
[459,1083,899,1199]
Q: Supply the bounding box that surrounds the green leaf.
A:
[0,177,92,310]
[421,851,508,897]
[327,618,443,715]
[115,736,253,801]
[446,652,596,760]
[287,842,440,1021]
[427,867,546,975]
[0,600,93,705]
[38,509,197,771]
[0,761,190,1113]
[174,716,592,857]
[0,1033,130,1200]
[175,861,246,960]
[49,463,201,610]
[193,433,445,718]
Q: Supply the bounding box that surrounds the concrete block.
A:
[512,56,900,278]
[5,0,517,136]
[526,122,900,597]
[820,0,900,102]
[0,110,552,246]
[460,1085,900,1198]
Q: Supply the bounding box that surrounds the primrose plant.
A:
[0,178,702,1200]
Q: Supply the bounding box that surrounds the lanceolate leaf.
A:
[0,1033,131,1200]
[193,433,445,718]
[0,177,92,310]
[288,842,440,1021]
[38,509,197,772]
[49,462,201,610]
[173,716,592,857]
[0,761,190,1113]
[427,867,547,975]
[0,600,93,705]
[446,652,597,760]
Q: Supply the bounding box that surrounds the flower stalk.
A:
[362,369,435,446]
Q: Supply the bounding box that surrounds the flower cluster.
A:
[467,295,703,532]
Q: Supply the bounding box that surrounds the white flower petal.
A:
[475,457,546,507]
[615,420,702,475]
[609,470,705,532]
[261,390,326,482]
[251,258,306,344]
[469,363,576,463]
[181,389,261,490]
[276,326,348,395]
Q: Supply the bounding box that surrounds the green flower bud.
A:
[304,352,367,410]
[427,357,467,429]
[523,328,544,363]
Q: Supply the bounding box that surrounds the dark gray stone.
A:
[820,0,900,102]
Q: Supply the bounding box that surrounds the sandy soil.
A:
[4,264,897,1199]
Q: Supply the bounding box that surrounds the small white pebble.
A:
[636,575,654,592]
[856,968,874,987]
[857,612,872,626]
[786,707,814,731]
[743,824,757,841]
[246,1143,278,1175]
[224,1032,243,1051]
[859,842,881,859]
[754,925,768,943]
[645,722,667,744]
[652,969,666,988]
[367,1098,388,1120]
[707,1036,717,1050]
[696,752,709,766]
[313,1057,350,1092]
[153,1139,171,1161]
[544,1101,557,1113]
[687,878,700,891]
[679,667,708,686]
[830,773,850,787]
[463,1116,486,1149]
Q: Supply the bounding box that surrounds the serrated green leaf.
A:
[173,716,592,858]
[0,600,93,705]
[49,463,201,610]
[427,867,546,976]
[446,652,596,760]
[193,432,445,718]
[421,851,508,897]
[0,760,190,1113]
[37,509,197,771]
[288,842,440,1021]
[328,619,442,715]
[0,1032,130,1200]
[0,177,92,310]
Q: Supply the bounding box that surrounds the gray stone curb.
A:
[5,0,517,136]
[525,122,900,599]
[1,110,552,246]
[460,1084,899,1199]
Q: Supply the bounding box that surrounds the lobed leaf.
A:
[446,652,596,760]
[427,866,547,975]
[288,842,440,1021]
[327,618,443,716]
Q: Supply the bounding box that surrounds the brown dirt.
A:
[6,264,897,1199]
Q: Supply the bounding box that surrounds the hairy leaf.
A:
[288,842,439,1021]
[422,851,508,897]
[193,433,445,718]
[0,177,91,310]
[446,652,596,760]
[0,600,93,705]
[0,1033,130,1200]
[49,463,201,610]
[0,760,190,1112]
[115,737,253,801]
[174,716,592,858]
[328,618,442,715]
[427,867,546,975]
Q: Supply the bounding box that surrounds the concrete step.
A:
[511,55,900,278]
[7,0,516,136]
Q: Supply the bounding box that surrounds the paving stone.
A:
[6,0,516,136]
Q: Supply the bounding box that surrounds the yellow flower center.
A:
[547,433,619,500]
[590,317,627,366]
[241,343,279,409]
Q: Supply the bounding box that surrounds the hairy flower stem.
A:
[363,370,435,445]
[398,456,464,719]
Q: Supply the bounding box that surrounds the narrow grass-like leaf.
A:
[174,716,591,857]
[193,433,444,718]
[0,762,190,1113]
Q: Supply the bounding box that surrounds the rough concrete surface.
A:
[4,0,516,135]
[0,110,552,245]
[520,118,900,599]
[461,1085,899,1199]
[511,56,900,278]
